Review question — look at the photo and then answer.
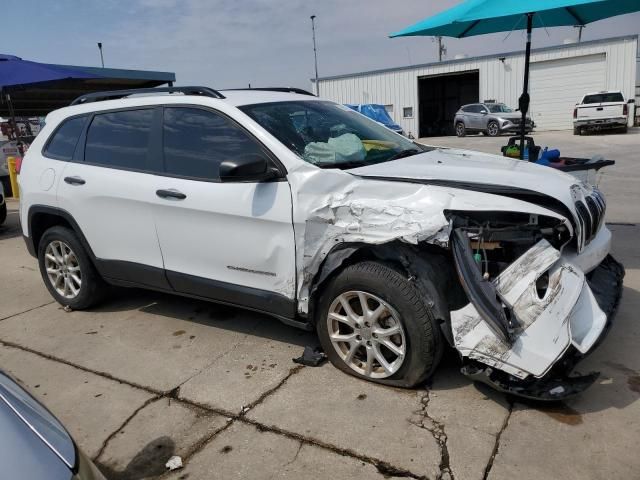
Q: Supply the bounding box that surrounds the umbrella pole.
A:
[519,13,533,160]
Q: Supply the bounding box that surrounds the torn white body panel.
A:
[287,164,571,314]
[451,239,608,379]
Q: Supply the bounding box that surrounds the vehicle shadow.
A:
[90,287,316,349]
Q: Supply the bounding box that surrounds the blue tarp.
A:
[345,104,403,133]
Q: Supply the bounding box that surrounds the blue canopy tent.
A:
[0,54,175,118]
[390,0,640,157]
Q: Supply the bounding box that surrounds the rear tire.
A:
[316,261,443,388]
[573,126,581,136]
[455,122,466,137]
[621,125,628,134]
[38,226,106,310]
[0,202,6,226]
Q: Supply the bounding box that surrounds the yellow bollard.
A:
[7,156,19,199]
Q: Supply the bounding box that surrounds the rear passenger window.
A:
[44,116,86,160]
[85,109,154,170]
[163,107,265,180]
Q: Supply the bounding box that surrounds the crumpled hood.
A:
[349,148,585,217]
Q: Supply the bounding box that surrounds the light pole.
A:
[97,42,104,67]
[310,15,319,95]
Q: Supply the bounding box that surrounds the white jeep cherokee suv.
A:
[19,86,624,400]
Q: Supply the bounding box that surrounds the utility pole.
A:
[573,25,585,42]
[97,42,104,67]
[310,15,319,95]
[433,36,446,62]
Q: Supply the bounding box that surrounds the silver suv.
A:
[454,102,533,137]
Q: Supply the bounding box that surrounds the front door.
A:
[152,106,296,317]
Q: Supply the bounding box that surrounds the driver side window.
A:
[162,107,266,181]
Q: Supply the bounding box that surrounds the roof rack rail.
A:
[70,86,225,106]
[224,87,316,97]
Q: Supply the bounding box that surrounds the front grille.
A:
[575,189,606,247]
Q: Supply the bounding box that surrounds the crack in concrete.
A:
[1,338,428,479]
[409,390,453,480]
[170,320,263,394]
[482,401,513,480]
[0,301,55,322]
[243,418,427,480]
[93,396,163,462]
[239,364,305,415]
[0,339,165,396]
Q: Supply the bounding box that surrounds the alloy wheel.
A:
[44,240,82,299]
[326,291,406,379]
[487,122,499,136]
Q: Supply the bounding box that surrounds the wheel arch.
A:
[307,240,465,345]
[27,206,97,262]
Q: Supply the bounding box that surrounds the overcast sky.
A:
[2,0,639,89]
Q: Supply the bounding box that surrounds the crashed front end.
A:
[293,158,624,400]
[448,188,624,401]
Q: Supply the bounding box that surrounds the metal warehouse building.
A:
[316,35,638,138]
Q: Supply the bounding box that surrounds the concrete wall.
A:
[317,36,638,136]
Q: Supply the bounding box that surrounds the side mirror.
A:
[219,154,280,182]
[628,99,635,104]
[481,110,488,115]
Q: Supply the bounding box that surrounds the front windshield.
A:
[240,100,428,169]
[487,103,513,113]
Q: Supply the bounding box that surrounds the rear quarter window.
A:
[43,116,87,160]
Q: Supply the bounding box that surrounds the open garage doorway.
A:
[418,71,479,137]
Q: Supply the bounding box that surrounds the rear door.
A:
[151,106,296,316]
[57,107,168,288]
[465,105,483,129]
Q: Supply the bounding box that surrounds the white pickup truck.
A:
[573,90,630,135]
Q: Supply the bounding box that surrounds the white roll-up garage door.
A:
[529,54,606,131]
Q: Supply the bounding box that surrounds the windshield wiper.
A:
[314,160,369,170]
[387,148,422,161]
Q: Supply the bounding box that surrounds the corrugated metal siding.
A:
[318,36,638,135]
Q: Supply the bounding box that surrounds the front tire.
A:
[38,226,106,309]
[486,121,500,137]
[455,122,466,137]
[0,202,6,226]
[316,261,443,388]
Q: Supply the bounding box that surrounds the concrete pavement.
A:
[0,130,638,479]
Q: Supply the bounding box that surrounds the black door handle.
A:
[64,176,85,185]
[156,189,187,200]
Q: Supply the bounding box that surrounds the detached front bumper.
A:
[450,229,625,401]
[461,254,624,401]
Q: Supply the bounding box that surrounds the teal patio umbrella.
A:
[390,0,640,158]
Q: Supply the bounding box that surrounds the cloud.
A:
[5,0,639,90]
